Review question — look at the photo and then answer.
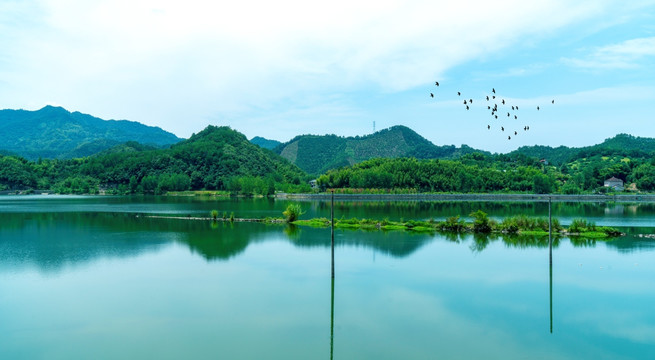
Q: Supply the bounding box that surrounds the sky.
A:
[1,0,655,153]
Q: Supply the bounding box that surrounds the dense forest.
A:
[0,126,309,195]
[316,151,655,194]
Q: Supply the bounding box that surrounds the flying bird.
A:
[514,115,517,119]
[508,136,511,140]
[466,105,469,110]
[537,106,540,110]
[511,106,515,110]
[501,127,504,131]
[514,131,517,135]
[488,125,490,129]
[435,81,439,86]
[486,96,489,101]
[492,88,496,93]
[430,93,434,98]
[469,99,473,104]
[502,99,505,105]
[552,100,555,104]
[458,92,461,96]
[464,100,467,104]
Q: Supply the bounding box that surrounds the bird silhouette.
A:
[495,115,498,119]
[430,93,434,98]
[492,88,496,93]
[552,99,555,104]
[488,106,491,110]
[516,106,519,110]
[508,136,511,140]
[464,100,467,104]
[469,99,473,104]
[501,127,504,131]
[514,131,517,135]
[502,99,505,105]
[486,96,489,101]
[511,106,515,110]
[458,92,461,96]
[492,95,496,99]
[466,105,469,110]
[507,112,510,117]
[488,125,490,129]
[514,115,517,119]
[537,106,540,110]
[524,126,527,131]
[435,81,439,86]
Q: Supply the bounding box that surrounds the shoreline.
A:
[3,191,655,202]
[276,193,655,202]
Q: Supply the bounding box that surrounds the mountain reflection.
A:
[2,212,655,273]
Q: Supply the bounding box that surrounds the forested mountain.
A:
[0,126,308,194]
[0,106,182,160]
[250,136,281,150]
[273,125,486,175]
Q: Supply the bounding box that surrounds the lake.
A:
[1,195,655,359]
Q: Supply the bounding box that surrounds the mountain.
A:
[0,106,182,160]
[250,136,281,150]
[272,125,486,175]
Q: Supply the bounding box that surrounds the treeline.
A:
[0,126,311,195]
[316,152,655,194]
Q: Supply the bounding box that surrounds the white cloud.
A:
[0,0,642,137]
[563,36,655,70]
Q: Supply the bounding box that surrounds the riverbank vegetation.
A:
[315,154,652,194]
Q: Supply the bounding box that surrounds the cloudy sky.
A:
[1,0,655,153]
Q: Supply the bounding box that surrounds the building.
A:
[604,177,624,191]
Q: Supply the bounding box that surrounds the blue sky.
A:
[1,0,655,153]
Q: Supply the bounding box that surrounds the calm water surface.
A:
[1,195,655,359]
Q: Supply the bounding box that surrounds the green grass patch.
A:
[292,218,330,227]
[519,230,550,236]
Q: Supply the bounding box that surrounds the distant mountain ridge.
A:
[508,133,655,165]
[250,136,281,150]
[272,125,486,175]
[0,106,182,160]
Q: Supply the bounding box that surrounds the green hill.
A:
[0,125,307,194]
[273,125,486,175]
[0,106,182,160]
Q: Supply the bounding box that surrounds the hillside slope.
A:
[273,125,485,175]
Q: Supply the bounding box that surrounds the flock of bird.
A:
[430,81,554,140]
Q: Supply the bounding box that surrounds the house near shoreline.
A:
[604,177,624,191]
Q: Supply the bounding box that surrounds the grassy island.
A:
[289,211,623,239]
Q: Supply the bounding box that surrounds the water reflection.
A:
[2,211,655,274]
